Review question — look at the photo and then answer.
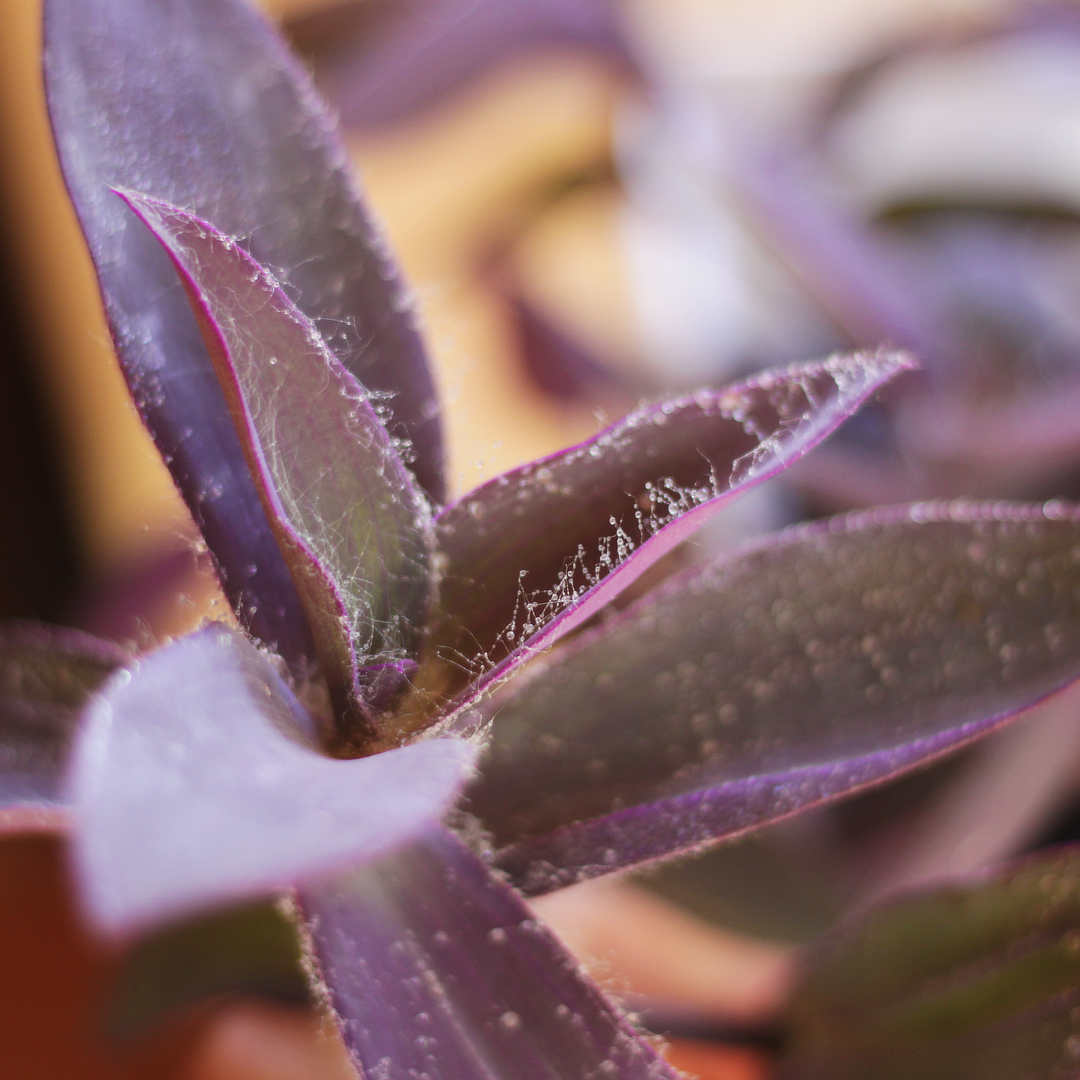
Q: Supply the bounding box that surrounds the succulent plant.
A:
[0,1,1076,1076]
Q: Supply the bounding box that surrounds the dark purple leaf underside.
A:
[779,848,1080,1079]
[425,351,913,712]
[465,503,1080,894]
[119,191,433,741]
[0,623,125,832]
[312,0,632,131]
[299,827,678,1080]
[44,0,444,674]
[69,625,474,935]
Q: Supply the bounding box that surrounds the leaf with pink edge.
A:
[69,625,474,936]
[422,350,914,711]
[464,502,1080,893]
[299,827,679,1080]
[44,0,444,676]
[118,190,433,743]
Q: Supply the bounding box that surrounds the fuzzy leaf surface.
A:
[69,625,474,935]
[466,503,1080,893]
[299,827,678,1080]
[779,847,1080,1079]
[44,0,444,672]
[119,190,433,739]
[427,351,913,710]
[0,624,125,832]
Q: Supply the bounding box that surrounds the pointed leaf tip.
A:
[426,349,914,714]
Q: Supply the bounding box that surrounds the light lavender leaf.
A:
[69,625,474,936]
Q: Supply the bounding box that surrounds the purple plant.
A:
[0,0,1077,1075]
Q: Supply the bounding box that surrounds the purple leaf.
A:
[118,190,434,742]
[299,826,679,1080]
[309,0,633,132]
[68,625,474,936]
[779,847,1080,1079]
[422,351,913,711]
[465,502,1080,894]
[0,623,125,833]
[44,0,444,674]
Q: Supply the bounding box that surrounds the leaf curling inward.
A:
[43,0,445,680]
[115,189,435,747]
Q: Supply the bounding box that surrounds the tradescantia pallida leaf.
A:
[465,502,1080,894]
[0,624,125,832]
[778,847,1080,1080]
[69,625,475,935]
[117,190,434,743]
[44,0,444,677]
[422,351,914,712]
[299,827,680,1080]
